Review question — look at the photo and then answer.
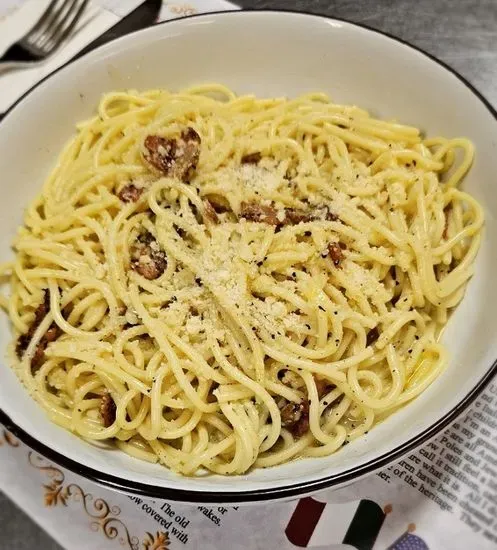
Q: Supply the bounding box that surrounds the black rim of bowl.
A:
[0,8,496,504]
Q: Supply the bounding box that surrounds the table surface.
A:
[1,0,496,548]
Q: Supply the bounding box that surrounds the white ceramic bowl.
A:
[0,10,496,504]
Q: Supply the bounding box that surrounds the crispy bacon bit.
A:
[328,242,345,267]
[366,327,380,347]
[44,324,60,343]
[33,322,61,369]
[15,289,49,358]
[30,345,45,371]
[100,392,116,428]
[280,206,339,225]
[143,127,201,182]
[281,399,310,437]
[15,333,30,359]
[241,204,313,227]
[15,289,61,369]
[240,202,338,228]
[35,289,50,325]
[130,231,167,280]
[144,135,173,172]
[202,199,219,225]
[241,152,262,164]
[206,195,231,214]
[118,184,143,203]
[240,202,280,225]
[314,377,333,399]
[284,208,314,224]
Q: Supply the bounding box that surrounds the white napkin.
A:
[0,0,237,113]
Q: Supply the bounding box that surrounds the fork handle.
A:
[1,41,39,61]
[0,44,40,73]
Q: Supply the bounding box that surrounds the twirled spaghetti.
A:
[0,84,484,475]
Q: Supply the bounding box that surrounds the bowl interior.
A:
[0,11,496,501]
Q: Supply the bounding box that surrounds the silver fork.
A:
[0,0,89,70]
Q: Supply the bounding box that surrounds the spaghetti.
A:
[0,85,484,475]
